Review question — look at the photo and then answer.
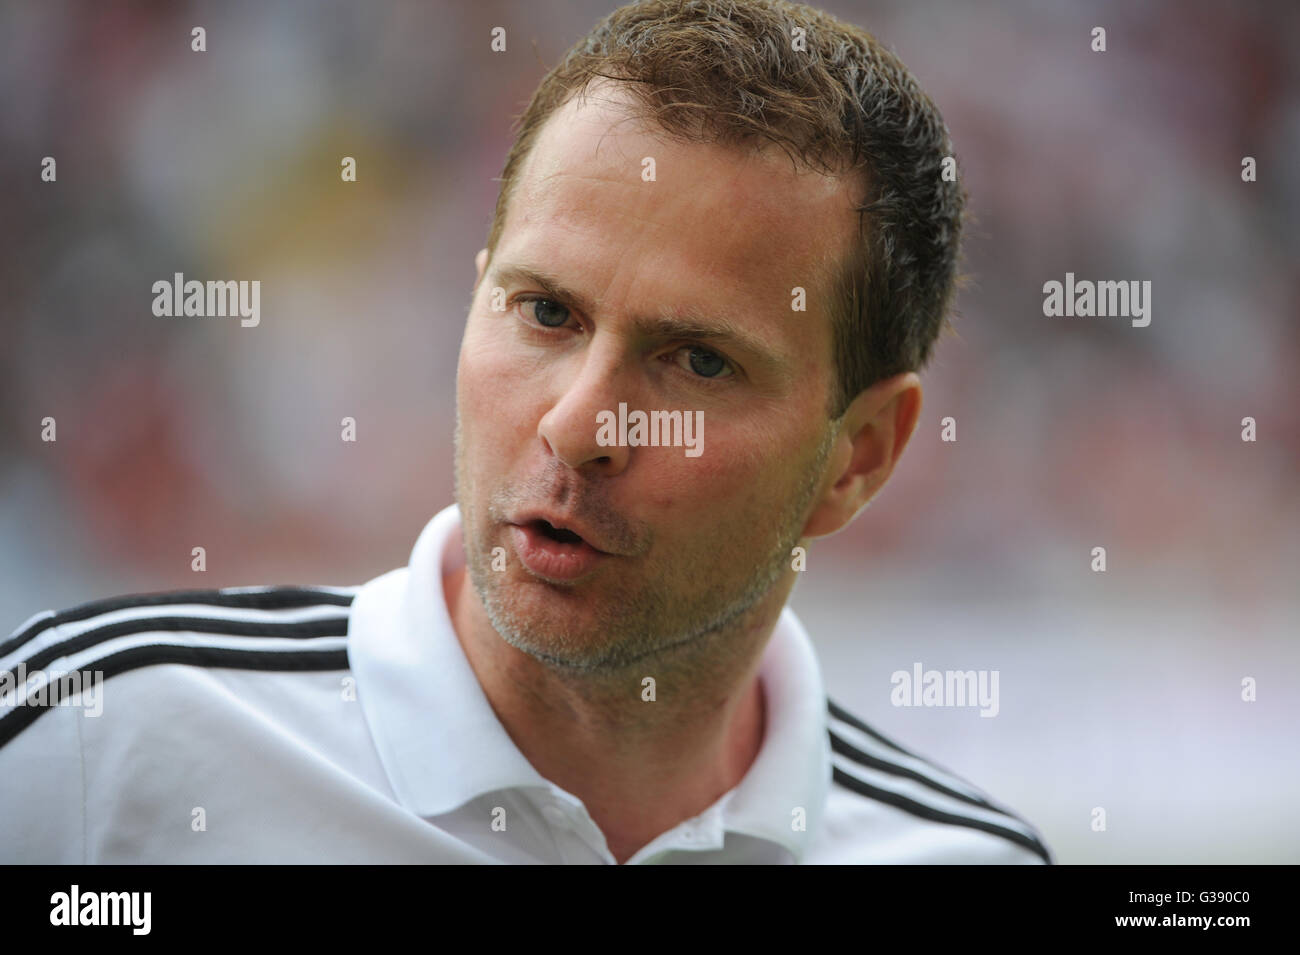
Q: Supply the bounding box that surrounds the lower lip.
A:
[509,523,610,581]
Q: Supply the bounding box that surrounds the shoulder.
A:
[0,584,360,752]
[813,697,1053,864]
[1,583,372,862]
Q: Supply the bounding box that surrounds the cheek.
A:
[460,318,519,414]
[461,310,554,396]
[460,313,506,382]
[458,317,550,467]
[457,334,504,455]
[638,424,782,514]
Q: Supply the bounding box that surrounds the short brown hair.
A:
[485,0,967,419]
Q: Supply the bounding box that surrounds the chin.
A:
[483,581,609,657]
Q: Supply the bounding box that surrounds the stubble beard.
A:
[452,413,836,673]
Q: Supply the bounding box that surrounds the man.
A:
[1,0,1051,864]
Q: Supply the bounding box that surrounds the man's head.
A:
[453,0,964,672]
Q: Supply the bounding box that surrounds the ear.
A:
[473,248,489,294]
[800,371,922,540]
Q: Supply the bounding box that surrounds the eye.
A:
[674,346,734,380]
[516,296,572,328]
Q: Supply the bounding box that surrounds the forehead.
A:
[498,83,861,374]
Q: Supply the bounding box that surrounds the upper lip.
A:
[509,509,619,555]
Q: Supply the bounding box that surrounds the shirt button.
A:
[541,805,572,829]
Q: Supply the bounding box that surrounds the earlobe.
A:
[799,372,923,540]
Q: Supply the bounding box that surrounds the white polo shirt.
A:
[0,504,1051,864]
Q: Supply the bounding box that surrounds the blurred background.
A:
[1,0,1295,863]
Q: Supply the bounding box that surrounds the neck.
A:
[445,565,789,864]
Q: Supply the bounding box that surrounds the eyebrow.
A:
[489,263,787,375]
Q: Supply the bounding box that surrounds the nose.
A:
[537,336,632,476]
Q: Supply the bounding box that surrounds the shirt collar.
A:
[348,503,830,861]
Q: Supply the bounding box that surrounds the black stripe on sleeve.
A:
[831,765,1053,864]
[1,586,356,659]
[0,643,351,749]
[827,697,920,759]
[829,729,1005,816]
[11,614,351,676]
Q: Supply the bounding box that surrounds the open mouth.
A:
[510,516,608,582]
[531,519,585,545]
